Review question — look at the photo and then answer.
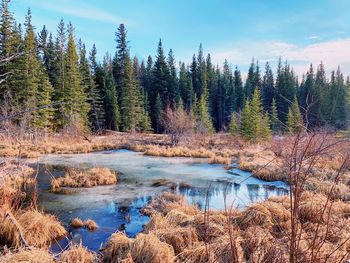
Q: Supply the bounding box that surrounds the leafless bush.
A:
[281,130,350,262]
[162,106,194,146]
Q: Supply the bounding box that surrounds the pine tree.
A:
[179,62,194,111]
[167,49,179,106]
[62,23,89,127]
[194,90,214,133]
[154,93,162,133]
[120,56,143,131]
[113,23,129,101]
[223,60,235,128]
[0,0,15,100]
[22,9,41,127]
[79,42,104,131]
[240,89,270,140]
[229,112,239,135]
[287,96,303,133]
[270,99,279,133]
[151,39,170,129]
[197,44,207,99]
[240,99,254,140]
[234,66,244,111]
[261,62,274,111]
[275,59,297,123]
[99,54,120,130]
[244,59,256,99]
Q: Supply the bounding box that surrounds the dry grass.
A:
[154,227,198,254]
[70,218,84,228]
[0,248,54,263]
[0,161,34,210]
[208,156,232,165]
[130,233,175,263]
[58,243,96,263]
[0,209,66,248]
[142,192,199,216]
[84,219,98,231]
[51,167,117,191]
[136,190,350,263]
[102,232,133,263]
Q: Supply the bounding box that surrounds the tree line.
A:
[0,0,349,137]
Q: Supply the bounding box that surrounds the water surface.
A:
[35,149,288,251]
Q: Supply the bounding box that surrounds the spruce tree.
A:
[167,49,179,107]
[240,89,270,140]
[22,9,40,127]
[240,99,254,140]
[275,59,297,123]
[270,98,279,133]
[79,42,104,131]
[62,23,89,127]
[261,62,274,111]
[234,66,244,111]
[100,54,120,130]
[120,56,143,131]
[194,90,214,133]
[154,93,162,133]
[152,39,170,129]
[244,59,256,99]
[229,112,239,135]
[113,23,129,104]
[287,96,303,133]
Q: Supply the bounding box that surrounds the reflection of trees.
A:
[177,181,241,209]
[246,184,261,203]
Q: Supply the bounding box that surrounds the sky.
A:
[10,0,350,77]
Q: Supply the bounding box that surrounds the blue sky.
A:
[11,0,350,76]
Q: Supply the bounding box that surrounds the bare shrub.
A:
[162,106,194,146]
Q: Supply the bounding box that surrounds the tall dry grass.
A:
[51,167,117,191]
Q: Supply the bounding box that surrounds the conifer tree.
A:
[229,112,239,135]
[154,93,162,133]
[79,42,104,130]
[287,96,303,133]
[99,54,120,130]
[244,59,256,99]
[270,98,279,133]
[120,56,143,131]
[234,66,244,111]
[22,9,41,127]
[240,89,271,140]
[151,39,170,129]
[62,23,89,127]
[113,23,129,101]
[240,98,253,140]
[194,91,214,133]
[275,59,297,123]
[262,62,274,111]
[167,49,179,106]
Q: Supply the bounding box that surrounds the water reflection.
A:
[35,149,288,252]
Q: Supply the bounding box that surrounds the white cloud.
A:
[306,35,320,41]
[36,1,129,25]
[209,39,350,77]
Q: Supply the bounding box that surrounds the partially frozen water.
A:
[35,149,288,251]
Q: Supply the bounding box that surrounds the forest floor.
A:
[1,131,350,262]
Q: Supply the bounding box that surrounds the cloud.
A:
[35,1,129,25]
[306,35,320,41]
[209,39,350,77]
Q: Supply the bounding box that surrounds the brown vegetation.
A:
[0,209,66,248]
[2,131,350,262]
[84,219,98,231]
[51,167,117,191]
[58,243,96,263]
[70,218,84,228]
[0,248,54,263]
